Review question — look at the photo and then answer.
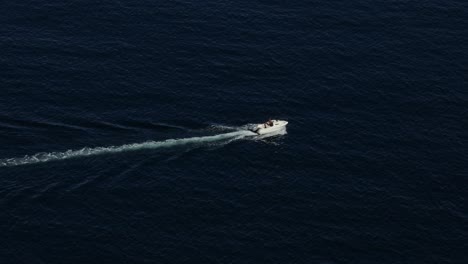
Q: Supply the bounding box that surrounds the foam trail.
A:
[0,130,256,167]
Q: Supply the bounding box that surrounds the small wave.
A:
[208,123,260,132]
[207,124,238,132]
[120,121,191,131]
[0,130,256,167]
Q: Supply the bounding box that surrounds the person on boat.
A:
[261,119,274,129]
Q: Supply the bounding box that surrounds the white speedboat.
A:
[250,119,288,135]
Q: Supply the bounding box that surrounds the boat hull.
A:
[253,120,288,135]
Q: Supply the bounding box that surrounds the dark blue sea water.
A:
[1,1,467,263]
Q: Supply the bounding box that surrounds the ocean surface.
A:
[1,1,467,263]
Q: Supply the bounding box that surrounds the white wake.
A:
[0,130,256,167]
